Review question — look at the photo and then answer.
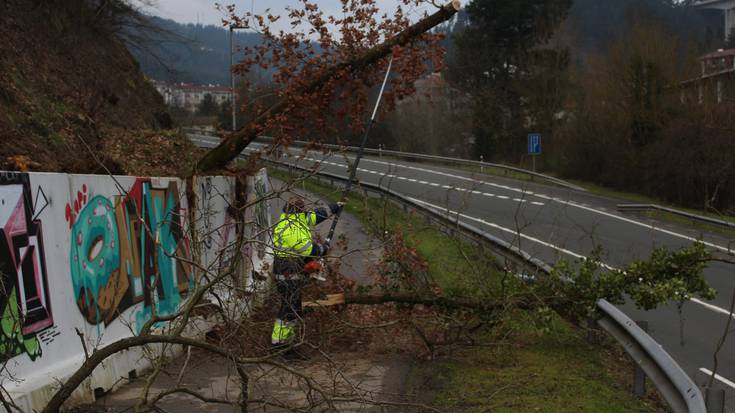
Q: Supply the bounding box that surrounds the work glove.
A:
[328,203,342,214]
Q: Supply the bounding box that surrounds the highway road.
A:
[192,134,735,410]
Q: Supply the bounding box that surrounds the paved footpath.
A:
[86,180,411,412]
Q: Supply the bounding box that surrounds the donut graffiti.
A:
[69,179,192,331]
[0,173,53,361]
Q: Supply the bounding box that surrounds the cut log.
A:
[303,293,347,308]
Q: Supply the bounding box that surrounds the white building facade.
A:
[153,81,232,112]
[696,0,735,39]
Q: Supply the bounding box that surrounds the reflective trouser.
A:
[271,318,297,346]
[271,277,305,346]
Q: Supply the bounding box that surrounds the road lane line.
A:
[690,298,735,319]
[407,196,735,320]
[407,197,586,260]
[355,157,733,253]
[295,156,541,207]
[699,368,735,390]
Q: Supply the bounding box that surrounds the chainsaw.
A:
[303,258,327,282]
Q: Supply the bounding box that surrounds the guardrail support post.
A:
[586,317,599,344]
[480,155,484,173]
[633,320,648,397]
[705,387,726,413]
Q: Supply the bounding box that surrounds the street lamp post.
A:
[229,27,236,132]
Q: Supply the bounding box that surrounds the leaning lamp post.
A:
[229,25,248,132]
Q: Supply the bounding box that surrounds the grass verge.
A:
[269,167,668,413]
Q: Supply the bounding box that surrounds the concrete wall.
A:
[0,169,272,412]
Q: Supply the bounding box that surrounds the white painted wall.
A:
[0,169,271,412]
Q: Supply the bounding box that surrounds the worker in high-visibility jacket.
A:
[271,196,342,354]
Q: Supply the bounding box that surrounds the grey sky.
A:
[145,0,433,29]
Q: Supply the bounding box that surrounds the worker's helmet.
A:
[285,196,306,213]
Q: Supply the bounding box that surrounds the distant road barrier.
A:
[183,128,586,192]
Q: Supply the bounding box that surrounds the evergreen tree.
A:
[447,0,572,161]
[197,94,218,116]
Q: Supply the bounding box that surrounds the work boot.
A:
[282,349,309,361]
[270,343,309,361]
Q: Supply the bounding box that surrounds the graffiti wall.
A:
[0,170,270,412]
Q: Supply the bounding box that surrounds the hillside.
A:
[128,16,262,85]
[0,0,197,175]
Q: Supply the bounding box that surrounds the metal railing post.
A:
[633,320,648,397]
[705,387,726,413]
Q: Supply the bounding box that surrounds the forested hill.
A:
[128,16,262,85]
[0,0,198,175]
[441,0,723,63]
[565,0,723,58]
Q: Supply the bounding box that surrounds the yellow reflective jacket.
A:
[273,212,317,258]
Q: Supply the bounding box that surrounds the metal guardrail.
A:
[596,300,707,413]
[187,131,707,413]
[181,128,586,191]
[264,157,707,413]
[618,204,735,229]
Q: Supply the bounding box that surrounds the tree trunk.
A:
[194,1,461,174]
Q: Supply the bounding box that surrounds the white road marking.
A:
[699,368,735,390]
[690,298,735,319]
[291,156,540,208]
[353,156,733,253]
[406,196,735,319]
[408,197,585,260]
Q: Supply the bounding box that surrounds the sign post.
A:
[528,133,541,172]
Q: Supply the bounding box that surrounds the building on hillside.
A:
[695,0,735,39]
[153,81,232,112]
[151,80,173,106]
[680,48,735,105]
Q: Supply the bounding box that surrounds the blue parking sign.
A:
[528,133,541,155]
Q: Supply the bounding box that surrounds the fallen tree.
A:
[194,1,461,174]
